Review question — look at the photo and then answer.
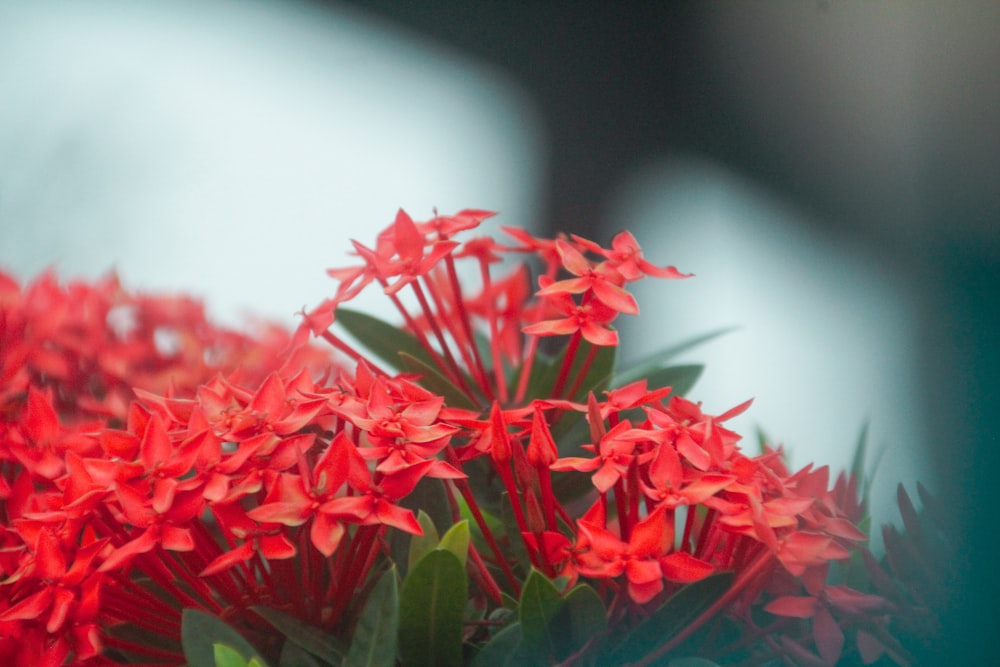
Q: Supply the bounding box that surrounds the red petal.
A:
[659,551,714,583]
[139,414,171,471]
[629,509,670,557]
[812,605,845,665]
[591,280,639,315]
[580,322,618,347]
[247,502,311,526]
[765,595,818,618]
[47,587,76,633]
[250,373,287,419]
[23,387,59,444]
[0,588,53,622]
[310,513,345,557]
[161,525,194,552]
[34,530,67,581]
[376,501,423,534]
[259,534,297,560]
[201,542,254,576]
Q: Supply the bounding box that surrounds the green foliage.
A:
[252,606,345,666]
[335,308,432,373]
[278,642,324,667]
[213,643,266,667]
[475,570,609,666]
[518,570,564,658]
[612,327,735,388]
[181,609,269,667]
[605,572,734,665]
[437,520,471,567]
[407,510,441,573]
[344,568,399,667]
[398,549,468,667]
[470,623,527,667]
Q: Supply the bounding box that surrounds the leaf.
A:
[518,569,563,659]
[214,643,251,667]
[470,622,528,667]
[279,641,323,667]
[613,327,736,388]
[634,364,703,397]
[552,584,607,659]
[394,477,452,575]
[399,352,480,410]
[514,351,555,403]
[398,550,467,667]
[407,511,440,573]
[181,609,269,667]
[252,606,345,665]
[437,520,470,567]
[335,308,431,373]
[568,340,617,402]
[345,567,399,667]
[608,571,734,664]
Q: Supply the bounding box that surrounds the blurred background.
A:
[2,0,996,660]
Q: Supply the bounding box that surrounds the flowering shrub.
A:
[0,210,934,666]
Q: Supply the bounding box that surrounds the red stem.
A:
[552,331,582,400]
[564,341,599,401]
[409,280,476,398]
[476,258,509,403]
[440,258,494,401]
[448,469,521,595]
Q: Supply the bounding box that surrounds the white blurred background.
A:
[0,0,543,323]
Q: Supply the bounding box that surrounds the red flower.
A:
[574,513,662,604]
[523,286,620,346]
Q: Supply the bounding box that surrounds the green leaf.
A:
[470,622,528,667]
[252,606,345,666]
[345,567,399,667]
[608,571,734,665]
[399,352,480,410]
[335,308,431,373]
[407,511,440,573]
[568,340,617,402]
[214,643,250,667]
[437,520,470,567]
[613,327,736,388]
[552,584,607,659]
[278,641,323,667]
[398,550,467,667]
[513,351,555,403]
[393,477,452,575]
[634,364,704,398]
[181,609,269,667]
[850,419,869,488]
[518,569,563,659]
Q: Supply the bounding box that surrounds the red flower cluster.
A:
[1,212,911,666]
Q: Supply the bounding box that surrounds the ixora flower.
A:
[0,210,940,666]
